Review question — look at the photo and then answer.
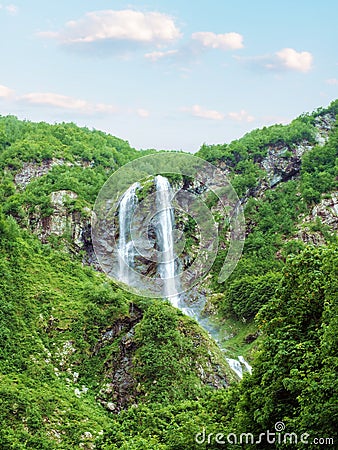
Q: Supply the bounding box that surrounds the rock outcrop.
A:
[14,158,94,189]
[14,159,68,188]
[294,191,338,244]
[94,302,231,413]
[29,189,97,266]
[258,112,335,191]
[95,304,143,412]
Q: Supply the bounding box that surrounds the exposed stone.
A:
[292,191,338,245]
[314,113,336,145]
[13,158,96,189]
[310,192,338,229]
[247,111,336,198]
[260,143,308,189]
[81,432,93,440]
[14,159,68,188]
[29,189,99,268]
[74,386,88,398]
[95,304,142,413]
[95,301,231,412]
[244,332,259,344]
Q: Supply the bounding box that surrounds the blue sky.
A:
[0,0,337,152]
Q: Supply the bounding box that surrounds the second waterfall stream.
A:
[116,176,252,379]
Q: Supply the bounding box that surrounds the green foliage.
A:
[0,216,132,447]
[133,301,225,403]
[196,115,317,165]
[211,180,307,317]
[0,116,156,242]
[300,119,338,204]
[231,160,265,197]
[97,389,238,450]
[0,116,149,170]
[221,272,282,320]
[0,215,232,449]
[0,102,337,449]
[234,245,338,448]
[246,180,307,235]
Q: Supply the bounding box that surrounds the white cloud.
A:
[184,104,224,121]
[191,31,244,50]
[0,85,148,118]
[21,92,117,115]
[237,48,313,74]
[144,49,178,61]
[228,109,255,123]
[326,78,338,85]
[0,4,18,15]
[137,108,150,118]
[0,84,15,98]
[39,10,181,46]
[275,48,313,73]
[22,92,88,110]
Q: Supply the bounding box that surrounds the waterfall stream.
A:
[117,177,252,379]
[117,182,140,284]
[155,175,181,308]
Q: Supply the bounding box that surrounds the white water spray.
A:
[117,178,252,380]
[117,182,140,284]
[155,175,180,308]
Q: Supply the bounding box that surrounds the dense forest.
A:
[0,100,337,449]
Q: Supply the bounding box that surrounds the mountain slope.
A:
[0,101,337,449]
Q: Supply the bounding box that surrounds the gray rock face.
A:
[14,112,337,277]
[310,192,338,229]
[94,302,231,413]
[14,159,67,188]
[260,144,303,188]
[249,111,336,198]
[12,158,99,265]
[95,304,142,412]
[14,158,94,188]
[314,113,336,145]
[29,189,98,266]
[294,191,338,244]
[32,190,79,240]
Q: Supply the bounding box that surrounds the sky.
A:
[0,1,337,152]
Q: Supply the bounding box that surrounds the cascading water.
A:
[238,355,252,375]
[225,356,252,379]
[153,176,252,379]
[116,177,252,379]
[117,182,140,284]
[226,358,243,379]
[155,175,181,308]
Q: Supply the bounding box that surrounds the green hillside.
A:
[0,101,337,449]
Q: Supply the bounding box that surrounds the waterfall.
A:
[225,356,252,379]
[117,182,140,284]
[238,355,252,375]
[116,178,252,381]
[226,358,243,379]
[155,175,181,308]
